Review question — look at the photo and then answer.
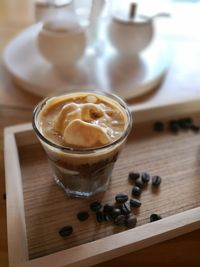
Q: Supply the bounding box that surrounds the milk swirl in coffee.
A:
[34,92,132,197]
[38,93,127,149]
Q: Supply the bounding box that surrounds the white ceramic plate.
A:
[3,22,172,99]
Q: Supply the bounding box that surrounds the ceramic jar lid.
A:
[36,0,72,8]
[111,3,150,25]
[43,16,81,33]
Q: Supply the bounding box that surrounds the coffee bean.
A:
[77,211,89,221]
[114,214,126,226]
[59,226,73,237]
[125,215,137,228]
[150,213,162,222]
[129,172,140,181]
[152,175,162,186]
[141,172,150,183]
[120,203,131,216]
[135,178,144,188]
[90,201,102,212]
[169,120,177,125]
[132,186,141,197]
[111,208,121,219]
[104,214,112,222]
[191,124,200,133]
[96,211,104,223]
[115,193,128,204]
[154,121,164,132]
[169,120,179,133]
[130,198,141,208]
[178,118,191,129]
[184,117,193,125]
[103,204,113,214]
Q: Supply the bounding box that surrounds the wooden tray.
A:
[4,114,200,267]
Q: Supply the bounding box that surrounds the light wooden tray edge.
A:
[130,98,200,123]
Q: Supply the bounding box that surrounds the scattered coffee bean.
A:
[59,226,73,237]
[3,193,6,200]
[115,193,128,204]
[141,172,150,183]
[135,178,144,188]
[169,120,179,133]
[129,172,140,181]
[132,186,141,197]
[96,211,104,223]
[150,213,162,222]
[130,198,141,208]
[190,124,200,133]
[155,117,200,135]
[120,203,131,216]
[154,121,164,132]
[90,201,102,212]
[103,204,113,214]
[114,214,126,226]
[152,175,162,186]
[125,215,137,228]
[77,211,89,221]
[59,165,165,232]
[111,208,121,219]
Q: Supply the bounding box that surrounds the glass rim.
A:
[32,90,133,154]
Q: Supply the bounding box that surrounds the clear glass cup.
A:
[32,91,132,197]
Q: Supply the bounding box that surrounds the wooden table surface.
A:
[0,1,200,266]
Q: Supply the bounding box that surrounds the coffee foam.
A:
[38,93,127,149]
[63,119,110,148]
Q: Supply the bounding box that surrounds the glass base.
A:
[54,176,109,198]
[49,157,116,198]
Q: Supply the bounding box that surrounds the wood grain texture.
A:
[15,115,200,260]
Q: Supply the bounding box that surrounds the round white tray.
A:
[3,22,171,100]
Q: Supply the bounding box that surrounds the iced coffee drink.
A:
[33,91,132,197]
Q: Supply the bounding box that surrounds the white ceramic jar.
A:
[107,11,154,55]
[37,15,87,66]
